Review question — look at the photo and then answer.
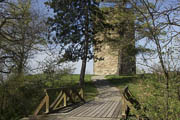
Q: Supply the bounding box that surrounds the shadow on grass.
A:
[84,80,98,101]
[106,75,137,88]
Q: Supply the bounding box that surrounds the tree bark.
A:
[79,1,89,86]
[80,57,87,86]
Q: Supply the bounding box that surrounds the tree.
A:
[0,0,47,76]
[127,0,180,119]
[100,0,180,119]
[46,0,106,85]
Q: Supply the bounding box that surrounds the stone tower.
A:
[94,4,136,75]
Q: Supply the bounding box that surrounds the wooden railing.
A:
[33,86,85,116]
[121,87,129,119]
[122,86,149,120]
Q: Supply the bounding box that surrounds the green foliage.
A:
[0,74,97,120]
[46,0,106,61]
[0,0,47,74]
[46,0,107,85]
[101,6,136,51]
[0,0,45,74]
[107,74,180,120]
[0,75,46,120]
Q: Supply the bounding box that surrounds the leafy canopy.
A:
[46,0,106,61]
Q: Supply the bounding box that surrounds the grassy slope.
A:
[26,74,98,101]
[106,75,154,97]
[59,74,98,101]
[106,74,180,120]
[60,74,98,101]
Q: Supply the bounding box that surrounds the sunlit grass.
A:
[106,74,180,119]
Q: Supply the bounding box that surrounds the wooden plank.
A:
[73,102,96,117]
[69,105,88,116]
[93,101,112,117]
[79,88,84,99]
[46,86,81,91]
[53,92,65,110]
[84,101,106,117]
[101,101,117,118]
[112,101,122,118]
[121,96,127,119]
[75,105,96,117]
[95,101,114,118]
[69,103,90,116]
[64,93,67,107]
[61,116,119,120]
[50,91,62,109]
[64,90,75,104]
[74,89,85,103]
[106,102,119,118]
[70,101,96,117]
[76,101,103,117]
[45,95,49,113]
[90,101,109,117]
[118,103,123,118]
[33,96,47,116]
[92,101,113,118]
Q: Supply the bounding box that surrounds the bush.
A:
[0,75,46,120]
[0,69,73,120]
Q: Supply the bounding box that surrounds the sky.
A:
[31,53,94,74]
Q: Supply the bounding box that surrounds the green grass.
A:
[60,74,98,101]
[25,74,98,101]
[105,75,143,97]
[106,74,180,120]
[106,75,137,91]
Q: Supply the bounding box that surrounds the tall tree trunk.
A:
[155,38,169,120]
[80,57,87,86]
[79,1,89,86]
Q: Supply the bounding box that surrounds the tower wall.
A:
[94,43,118,75]
[93,6,136,75]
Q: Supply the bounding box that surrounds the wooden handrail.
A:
[33,96,47,116]
[45,85,83,91]
[122,86,149,120]
[45,90,49,113]
[33,86,85,116]
[121,86,129,119]
[50,91,62,109]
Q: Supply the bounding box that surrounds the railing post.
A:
[70,89,73,101]
[33,86,86,116]
[45,90,49,113]
[80,88,84,99]
[121,96,127,119]
[33,96,47,116]
[64,93,67,107]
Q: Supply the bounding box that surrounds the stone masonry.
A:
[94,43,118,75]
[93,6,136,75]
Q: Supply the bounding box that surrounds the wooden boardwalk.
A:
[23,76,123,120]
[68,100,121,118]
